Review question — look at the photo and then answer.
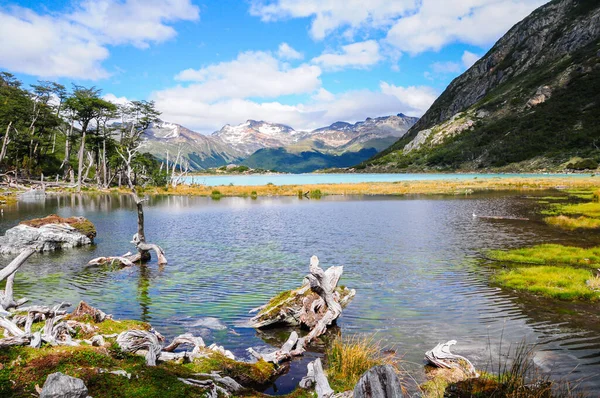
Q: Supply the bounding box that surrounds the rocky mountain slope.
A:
[141,114,417,172]
[364,0,600,172]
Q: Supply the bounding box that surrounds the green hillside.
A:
[363,0,600,172]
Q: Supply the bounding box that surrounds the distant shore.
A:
[38,176,599,198]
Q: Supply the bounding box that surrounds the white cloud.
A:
[379,83,438,115]
[462,50,481,68]
[103,93,131,106]
[250,0,548,55]
[0,0,199,79]
[0,7,110,79]
[312,40,382,70]
[277,42,303,60]
[311,88,335,102]
[171,51,321,102]
[152,67,437,133]
[250,0,414,40]
[386,0,547,54]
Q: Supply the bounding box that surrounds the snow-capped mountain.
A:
[140,114,418,171]
[212,120,301,155]
[141,121,245,169]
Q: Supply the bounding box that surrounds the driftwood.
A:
[163,332,205,353]
[425,340,478,377]
[178,378,231,398]
[0,302,72,347]
[299,358,334,398]
[249,256,354,365]
[116,330,163,366]
[248,331,300,364]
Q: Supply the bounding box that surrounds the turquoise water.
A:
[3,193,600,393]
[181,173,596,186]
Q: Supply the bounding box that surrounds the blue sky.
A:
[0,0,548,133]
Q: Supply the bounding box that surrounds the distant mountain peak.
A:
[142,113,418,172]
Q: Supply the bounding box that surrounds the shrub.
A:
[565,157,598,170]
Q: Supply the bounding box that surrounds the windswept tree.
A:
[64,86,116,192]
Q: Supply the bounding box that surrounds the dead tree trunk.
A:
[0,122,12,164]
[89,145,166,266]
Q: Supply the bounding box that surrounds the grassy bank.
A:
[487,245,600,301]
[0,314,279,398]
[52,176,600,199]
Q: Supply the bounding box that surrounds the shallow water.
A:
[2,193,600,394]
[181,172,597,186]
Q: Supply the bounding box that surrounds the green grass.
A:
[487,244,600,268]
[557,202,600,218]
[494,266,598,301]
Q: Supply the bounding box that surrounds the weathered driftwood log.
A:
[88,253,135,267]
[353,365,403,398]
[178,378,231,398]
[425,340,478,377]
[192,372,244,394]
[249,256,354,365]
[249,256,355,330]
[0,248,35,311]
[0,335,30,348]
[300,358,334,398]
[163,332,205,353]
[248,331,300,364]
[117,330,163,366]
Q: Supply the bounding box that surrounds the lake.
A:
[181,172,594,186]
[2,193,600,394]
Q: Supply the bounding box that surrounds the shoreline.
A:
[55,176,600,198]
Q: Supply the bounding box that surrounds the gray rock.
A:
[40,372,88,398]
[353,365,403,398]
[0,223,91,254]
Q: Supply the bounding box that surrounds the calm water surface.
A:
[2,193,600,394]
[182,172,597,186]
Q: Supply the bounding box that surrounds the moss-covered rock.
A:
[20,214,97,240]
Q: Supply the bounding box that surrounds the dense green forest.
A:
[0,72,168,190]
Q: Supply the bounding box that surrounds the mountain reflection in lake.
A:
[2,193,599,394]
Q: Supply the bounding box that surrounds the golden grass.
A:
[544,215,600,230]
[326,334,401,392]
[117,177,600,198]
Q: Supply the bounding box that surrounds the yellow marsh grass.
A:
[326,334,401,391]
[545,215,600,230]
[132,177,599,198]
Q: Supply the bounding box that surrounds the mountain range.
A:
[363,0,600,172]
[140,114,418,173]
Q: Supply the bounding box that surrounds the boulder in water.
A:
[0,214,96,254]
